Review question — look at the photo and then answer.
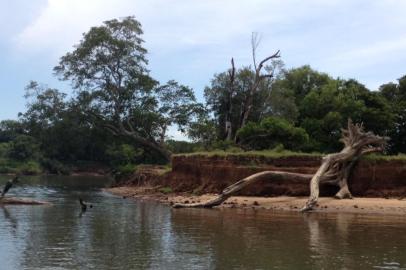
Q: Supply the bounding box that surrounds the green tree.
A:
[21,81,112,164]
[298,78,394,152]
[187,109,217,150]
[155,80,203,142]
[379,75,406,153]
[22,81,67,139]
[7,135,40,161]
[54,17,200,162]
[204,67,281,141]
[204,33,282,142]
[0,120,25,142]
[280,65,331,105]
[106,143,143,167]
[237,116,309,150]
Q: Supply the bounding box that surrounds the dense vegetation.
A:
[1,16,405,174]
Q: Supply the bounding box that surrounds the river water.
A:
[0,175,405,270]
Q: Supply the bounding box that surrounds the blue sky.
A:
[1,0,406,138]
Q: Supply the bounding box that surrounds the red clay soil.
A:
[160,155,406,198]
[118,155,406,198]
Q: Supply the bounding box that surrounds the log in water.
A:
[0,197,49,205]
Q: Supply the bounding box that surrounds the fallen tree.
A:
[173,120,387,211]
[0,197,50,205]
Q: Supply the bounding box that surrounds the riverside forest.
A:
[1,14,406,270]
[1,17,405,176]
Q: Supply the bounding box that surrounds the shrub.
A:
[106,143,143,168]
[158,187,173,194]
[19,161,42,175]
[212,140,236,151]
[166,140,201,153]
[0,143,11,158]
[7,135,40,161]
[237,117,309,151]
[116,163,137,175]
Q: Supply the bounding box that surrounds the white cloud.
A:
[4,0,406,135]
[326,37,406,70]
[15,0,135,55]
[12,0,406,91]
[13,0,347,55]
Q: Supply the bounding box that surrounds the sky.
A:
[1,0,406,139]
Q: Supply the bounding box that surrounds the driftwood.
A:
[173,171,312,208]
[301,120,387,211]
[173,120,387,210]
[0,197,49,205]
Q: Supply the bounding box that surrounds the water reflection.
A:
[304,212,406,269]
[0,175,405,269]
[2,206,18,234]
[170,208,406,270]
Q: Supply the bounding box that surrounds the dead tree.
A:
[173,120,387,210]
[224,58,236,141]
[301,120,387,211]
[236,33,280,138]
[173,171,312,208]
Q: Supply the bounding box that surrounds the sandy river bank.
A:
[105,186,406,215]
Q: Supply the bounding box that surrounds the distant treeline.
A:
[0,16,405,174]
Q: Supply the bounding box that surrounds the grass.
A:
[158,187,173,194]
[174,149,322,158]
[363,153,406,161]
[174,150,406,162]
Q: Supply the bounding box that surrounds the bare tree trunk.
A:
[234,97,249,142]
[225,58,235,141]
[101,118,172,163]
[240,97,253,130]
[238,49,280,131]
[225,120,233,141]
[173,171,312,208]
[230,34,280,141]
[127,133,172,162]
[159,124,167,146]
[173,120,387,211]
[301,120,386,211]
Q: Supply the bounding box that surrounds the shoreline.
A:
[0,172,108,177]
[105,186,406,216]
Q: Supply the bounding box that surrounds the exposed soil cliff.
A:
[161,154,406,198]
[118,154,406,198]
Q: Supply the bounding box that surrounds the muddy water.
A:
[0,175,405,269]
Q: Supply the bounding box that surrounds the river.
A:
[0,175,405,269]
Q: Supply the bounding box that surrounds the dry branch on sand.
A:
[173,119,387,211]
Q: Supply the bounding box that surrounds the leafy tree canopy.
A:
[237,117,309,150]
[54,16,201,162]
